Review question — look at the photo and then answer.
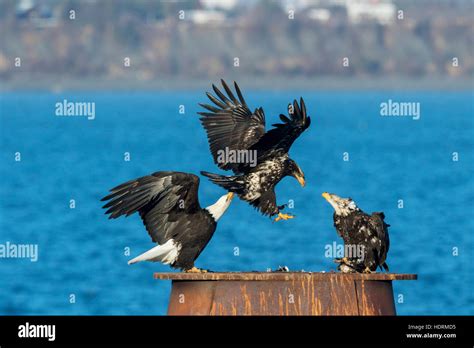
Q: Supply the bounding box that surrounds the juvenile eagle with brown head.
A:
[199,80,311,222]
[322,192,390,273]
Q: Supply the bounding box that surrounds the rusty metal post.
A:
[154,272,417,316]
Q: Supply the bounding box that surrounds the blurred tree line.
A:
[0,0,472,83]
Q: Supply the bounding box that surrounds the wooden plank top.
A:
[153,272,417,281]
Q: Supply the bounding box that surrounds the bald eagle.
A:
[322,192,390,273]
[198,80,311,222]
[101,172,233,272]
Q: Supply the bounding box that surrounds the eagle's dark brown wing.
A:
[250,98,311,162]
[198,79,266,174]
[101,171,201,244]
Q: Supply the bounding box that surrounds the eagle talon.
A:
[362,267,373,274]
[274,212,295,222]
[185,267,208,273]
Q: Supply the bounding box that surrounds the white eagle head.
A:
[206,192,234,221]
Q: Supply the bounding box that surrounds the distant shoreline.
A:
[1,76,473,92]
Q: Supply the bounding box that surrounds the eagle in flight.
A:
[199,80,311,222]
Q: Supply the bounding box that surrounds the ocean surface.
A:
[0,90,472,315]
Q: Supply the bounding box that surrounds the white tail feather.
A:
[128,239,180,265]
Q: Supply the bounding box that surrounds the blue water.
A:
[0,91,473,315]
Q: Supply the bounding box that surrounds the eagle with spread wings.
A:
[199,80,311,221]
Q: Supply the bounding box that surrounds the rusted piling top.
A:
[154,272,417,281]
[155,272,417,316]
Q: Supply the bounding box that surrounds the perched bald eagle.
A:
[322,192,390,273]
[198,80,311,222]
[101,171,233,272]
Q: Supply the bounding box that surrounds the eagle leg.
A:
[185,267,208,273]
[274,212,295,222]
[362,267,373,274]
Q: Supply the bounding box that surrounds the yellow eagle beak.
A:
[322,192,331,201]
[295,173,305,187]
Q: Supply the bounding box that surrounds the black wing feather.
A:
[101,171,202,243]
[251,97,311,161]
[198,80,266,174]
[368,212,390,270]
